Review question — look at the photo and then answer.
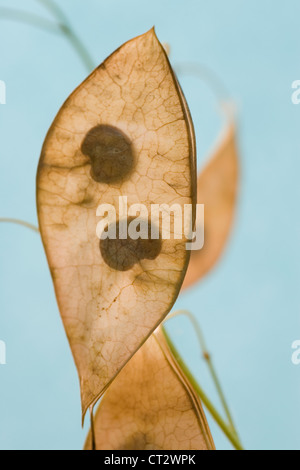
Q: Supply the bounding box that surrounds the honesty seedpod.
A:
[37,29,196,419]
[183,121,238,290]
[85,329,215,450]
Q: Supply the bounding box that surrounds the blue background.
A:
[0,0,299,450]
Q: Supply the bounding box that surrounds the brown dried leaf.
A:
[182,121,238,290]
[84,330,215,450]
[36,29,196,418]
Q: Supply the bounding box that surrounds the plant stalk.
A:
[162,324,244,450]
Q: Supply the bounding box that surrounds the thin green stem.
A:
[161,325,243,451]
[0,218,39,233]
[36,0,95,72]
[167,309,239,438]
[0,2,95,73]
[59,24,95,72]
[0,7,61,34]
[36,0,71,24]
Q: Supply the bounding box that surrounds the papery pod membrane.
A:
[85,329,215,450]
[182,120,238,290]
[36,29,196,418]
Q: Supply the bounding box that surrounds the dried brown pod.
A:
[182,120,238,290]
[36,29,196,418]
[85,329,215,450]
